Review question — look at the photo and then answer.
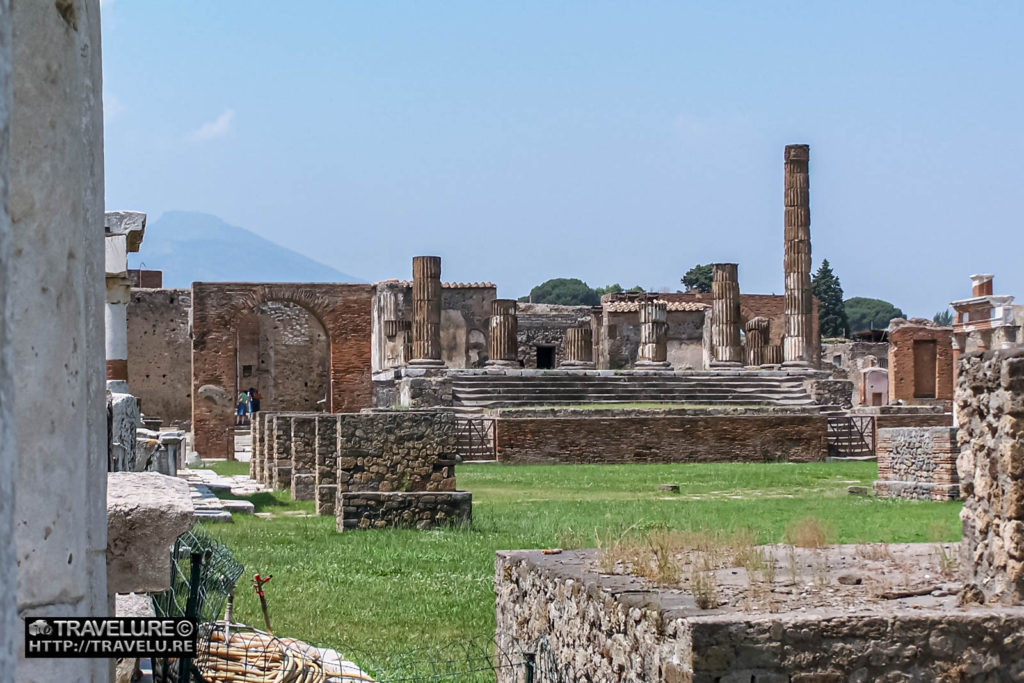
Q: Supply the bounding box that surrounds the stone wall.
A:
[126,288,192,425]
[495,549,1024,682]
[493,410,827,464]
[661,292,819,351]
[255,300,330,413]
[191,283,373,459]
[874,426,959,500]
[289,415,317,501]
[517,303,592,369]
[957,347,1024,604]
[315,415,339,516]
[6,1,110,678]
[821,340,889,406]
[805,378,854,408]
[598,308,705,370]
[338,491,471,530]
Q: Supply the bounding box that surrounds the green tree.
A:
[594,283,644,298]
[518,278,600,306]
[844,297,905,333]
[681,264,713,293]
[811,259,850,338]
[933,309,953,326]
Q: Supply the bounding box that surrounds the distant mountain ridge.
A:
[126,211,362,288]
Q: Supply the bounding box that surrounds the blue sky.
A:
[102,2,1023,316]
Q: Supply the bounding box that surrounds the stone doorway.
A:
[536,345,556,369]
[913,339,937,398]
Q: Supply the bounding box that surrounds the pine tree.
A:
[681,264,713,293]
[811,259,850,338]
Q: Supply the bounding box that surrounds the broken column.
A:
[744,317,770,367]
[487,299,519,367]
[711,264,743,367]
[409,256,445,368]
[783,144,814,367]
[635,299,670,369]
[104,211,146,392]
[561,326,595,369]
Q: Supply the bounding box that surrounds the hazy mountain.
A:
[127,211,362,287]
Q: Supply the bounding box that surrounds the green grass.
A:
[197,460,250,477]
[202,461,960,668]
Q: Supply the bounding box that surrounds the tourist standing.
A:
[236,389,250,426]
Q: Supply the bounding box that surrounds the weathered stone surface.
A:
[127,289,192,426]
[874,427,960,501]
[8,1,110,678]
[315,414,339,515]
[711,264,742,366]
[290,415,317,500]
[495,548,1024,682]
[805,378,854,409]
[106,472,194,595]
[109,392,140,471]
[0,7,13,676]
[958,347,1024,604]
[783,144,814,366]
[338,491,472,531]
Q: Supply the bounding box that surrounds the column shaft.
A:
[487,299,519,366]
[783,144,814,366]
[711,264,743,366]
[561,326,594,368]
[410,256,444,366]
[636,300,670,368]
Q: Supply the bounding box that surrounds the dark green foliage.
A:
[811,259,850,338]
[519,279,644,305]
[933,309,953,326]
[681,264,713,293]
[845,297,906,333]
[518,278,600,305]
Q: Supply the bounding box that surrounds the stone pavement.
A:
[178,467,264,522]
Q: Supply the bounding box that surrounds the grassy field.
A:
[200,461,960,671]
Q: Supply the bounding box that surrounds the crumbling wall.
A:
[8,1,110,678]
[958,347,1024,604]
[821,340,889,406]
[517,303,591,368]
[888,323,954,407]
[256,300,330,412]
[874,427,959,500]
[494,410,827,464]
[126,288,192,425]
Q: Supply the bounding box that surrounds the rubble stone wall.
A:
[494,411,827,464]
[335,411,457,493]
[316,415,339,516]
[338,491,471,531]
[958,347,1024,604]
[495,549,1024,683]
[289,415,317,501]
[874,427,959,500]
[126,289,192,425]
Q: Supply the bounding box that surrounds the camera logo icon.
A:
[28,620,52,636]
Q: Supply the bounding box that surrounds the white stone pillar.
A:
[11,1,111,679]
[0,4,15,677]
[104,211,146,392]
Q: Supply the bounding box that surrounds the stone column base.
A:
[408,358,446,368]
[559,361,595,369]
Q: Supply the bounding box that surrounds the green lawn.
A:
[201,461,960,673]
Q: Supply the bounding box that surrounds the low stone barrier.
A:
[289,415,317,501]
[873,426,959,500]
[493,408,827,464]
[495,549,1024,682]
[338,491,471,531]
[315,415,338,516]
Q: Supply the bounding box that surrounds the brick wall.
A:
[126,289,192,425]
[191,283,373,459]
[494,410,827,464]
[661,292,819,352]
[873,426,959,500]
[887,324,954,405]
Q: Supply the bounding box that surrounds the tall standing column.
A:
[487,299,519,367]
[783,144,814,366]
[409,256,444,367]
[711,263,743,367]
[635,299,670,369]
[561,326,595,369]
[104,211,146,392]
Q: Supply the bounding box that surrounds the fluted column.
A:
[561,326,595,368]
[409,256,444,367]
[762,345,783,366]
[744,317,770,367]
[635,299,670,369]
[487,299,519,367]
[783,144,814,366]
[711,263,743,366]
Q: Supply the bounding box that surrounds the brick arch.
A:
[192,282,373,459]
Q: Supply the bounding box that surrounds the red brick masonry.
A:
[494,410,827,464]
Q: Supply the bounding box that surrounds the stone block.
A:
[291,473,316,502]
[106,472,194,594]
